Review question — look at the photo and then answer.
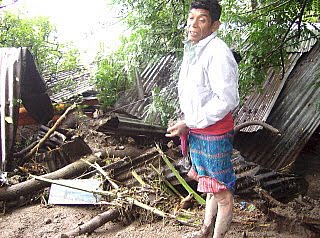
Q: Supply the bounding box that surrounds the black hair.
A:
[190,0,222,22]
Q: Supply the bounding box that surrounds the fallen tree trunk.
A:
[0,146,155,201]
[57,209,121,238]
[0,154,101,201]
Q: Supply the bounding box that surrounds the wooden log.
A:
[0,154,101,201]
[57,209,120,238]
[0,146,154,201]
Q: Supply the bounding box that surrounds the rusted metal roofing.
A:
[113,38,319,171]
[234,40,320,170]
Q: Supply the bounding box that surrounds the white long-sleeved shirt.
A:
[178,32,239,129]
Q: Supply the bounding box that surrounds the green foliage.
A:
[0,11,81,76]
[112,0,189,62]
[93,55,130,108]
[93,0,192,122]
[145,87,176,126]
[220,0,320,96]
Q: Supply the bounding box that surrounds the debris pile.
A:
[1,105,319,237]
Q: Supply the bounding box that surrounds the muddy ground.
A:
[1,156,319,238]
[1,116,319,238]
[0,191,318,238]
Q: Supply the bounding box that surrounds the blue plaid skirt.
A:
[189,131,236,192]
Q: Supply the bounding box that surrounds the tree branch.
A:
[24,104,77,160]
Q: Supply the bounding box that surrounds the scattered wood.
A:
[31,164,200,237]
[0,146,157,202]
[24,104,77,160]
[4,111,317,237]
[0,153,102,201]
[57,209,121,238]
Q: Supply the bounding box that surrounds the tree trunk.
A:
[0,154,101,201]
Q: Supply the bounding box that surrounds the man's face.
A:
[187,8,219,44]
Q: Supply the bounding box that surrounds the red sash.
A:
[191,112,234,135]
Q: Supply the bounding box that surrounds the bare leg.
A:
[204,193,217,227]
[203,193,217,237]
[182,193,217,238]
[212,190,233,238]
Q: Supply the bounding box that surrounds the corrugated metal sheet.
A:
[234,41,320,170]
[113,39,319,171]
[114,53,177,121]
[0,47,53,171]
[234,38,318,132]
[46,67,95,103]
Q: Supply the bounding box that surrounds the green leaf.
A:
[156,145,205,205]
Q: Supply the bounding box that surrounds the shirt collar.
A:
[183,32,217,48]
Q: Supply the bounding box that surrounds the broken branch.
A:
[0,153,102,201]
[25,104,77,159]
[150,164,184,199]
[57,209,121,238]
[81,159,119,190]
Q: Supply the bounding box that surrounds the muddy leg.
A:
[204,193,217,237]
[182,194,217,238]
[212,190,233,238]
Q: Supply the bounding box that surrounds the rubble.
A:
[0,106,318,237]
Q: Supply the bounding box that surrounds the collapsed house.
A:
[1,38,319,182]
[0,39,319,236]
[0,31,319,180]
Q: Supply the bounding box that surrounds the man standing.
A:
[166,0,239,237]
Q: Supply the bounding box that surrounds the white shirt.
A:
[178,32,239,129]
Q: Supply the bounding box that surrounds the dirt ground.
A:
[0,179,319,238]
[1,117,319,238]
[0,201,308,238]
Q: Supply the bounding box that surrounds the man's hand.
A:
[166,121,188,137]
